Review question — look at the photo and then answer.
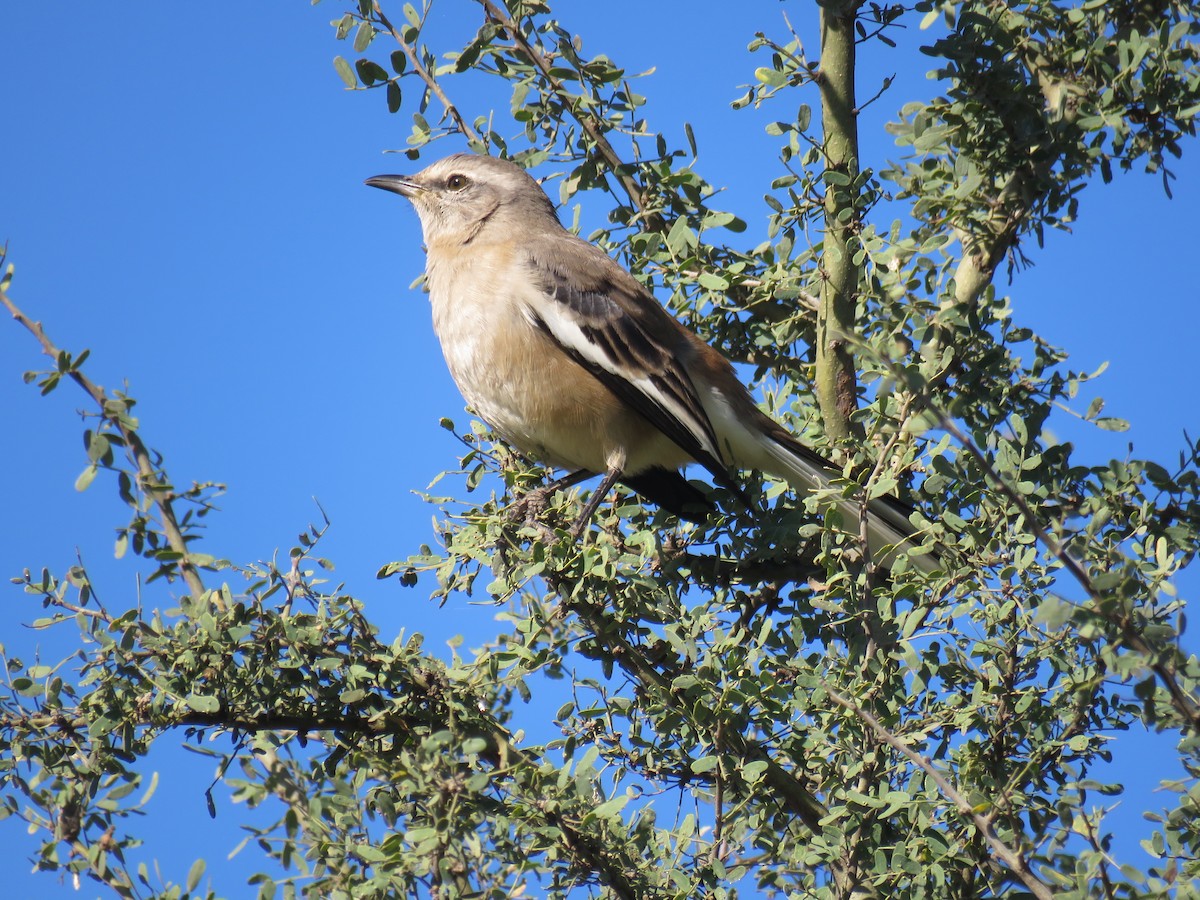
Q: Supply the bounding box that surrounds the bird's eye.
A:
[446,174,469,191]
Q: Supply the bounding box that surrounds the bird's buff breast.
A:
[425,246,652,473]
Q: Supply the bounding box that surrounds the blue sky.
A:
[2,2,1196,896]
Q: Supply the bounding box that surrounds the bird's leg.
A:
[507,469,593,526]
[571,466,623,538]
[539,469,593,496]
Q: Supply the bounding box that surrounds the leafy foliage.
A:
[3,1,1200,898]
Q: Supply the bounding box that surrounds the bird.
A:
[366,153,934,572]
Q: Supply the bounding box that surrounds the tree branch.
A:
[815,1,865,442]
[935,412,1200,732]
[948,7,1087,309]
[1,695,646,899]
[825,684,1055,900]
[538,565,831,833]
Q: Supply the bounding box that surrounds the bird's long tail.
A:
[710,399,935,573]
[757,431,936,572]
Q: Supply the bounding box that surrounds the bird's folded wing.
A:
[520,236,739,493]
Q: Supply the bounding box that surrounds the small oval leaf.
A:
[333,55,357,88]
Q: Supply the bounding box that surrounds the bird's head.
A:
[365,153,559,246]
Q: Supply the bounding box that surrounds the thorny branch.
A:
[0,686,647,899]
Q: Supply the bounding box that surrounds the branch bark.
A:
[815,1,865,442]
[948,7,1085,310]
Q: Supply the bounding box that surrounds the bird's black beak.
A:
[364,174,422,197]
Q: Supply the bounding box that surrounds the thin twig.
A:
[479,0,657,225]
[372,2,482,146]
[1078,809,1118,900]
[1,280,209,604]
[657,547,823,586]
[712,720,725,865]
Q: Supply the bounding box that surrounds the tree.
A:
[2,0,1199,896]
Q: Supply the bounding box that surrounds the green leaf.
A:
[1095,417,1130,432]
[754,66,786,88]
[665,216,694,255]
[353,22,374,53]
[75,463,98,492]
[868,476,899,499]
[85,430,110,463]
[333,55,356,88]
[697,272,729,291]
[691,755,719,774]
[590,794,630,819]
[740,760,769,784]
[356,59,388,85]
[186,858,205,893]
[462,737,488,755]
[185,694,220,714]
